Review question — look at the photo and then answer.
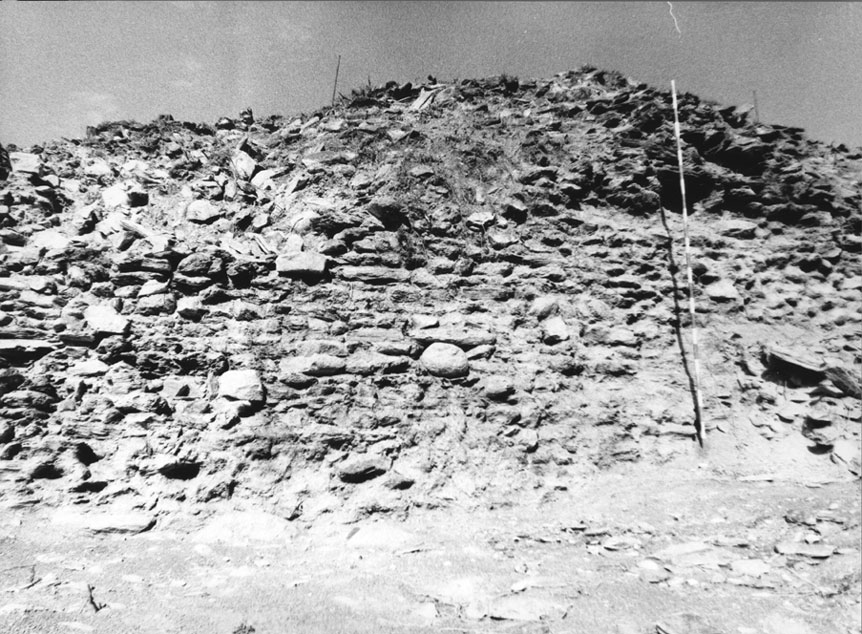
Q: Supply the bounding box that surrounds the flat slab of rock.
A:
[716,218,758,239]
[420,342,469,378]
[766,345,825,379]
[84,305,130,336]
[336,265,410,284]
[338,455,390,483]
[345,351,410,375]
[654,541,735,567]
[729,558,772,577]
[280,354,347,377]
[704,279,741,302]
[0,339,57,356]
[410,327,497,349]
[774,541,835,558]
[217,369,265,403]
[186,199,224,223]
[176,296,206,320]
[276,252,329,278]
[52,509,155,534]
[69,358,110,376]
[485,595,568,622]
[10,152,43,174]
[30,229,72,251]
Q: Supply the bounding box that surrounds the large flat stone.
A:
[279,354,346,377]
[338,454,390,483]
[84,305,130,336]
[52,509,155,534]
[217,369,265,403]
[276,252,329,277]
[410,327,497,350]
[336,266,409,284]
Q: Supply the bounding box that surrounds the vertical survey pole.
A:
[331,55,342,108]
[671,80,705,447]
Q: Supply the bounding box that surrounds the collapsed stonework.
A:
[0,67,859,523]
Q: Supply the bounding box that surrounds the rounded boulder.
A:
[420,342,469,378]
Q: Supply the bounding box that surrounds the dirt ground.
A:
[2,429,859,634]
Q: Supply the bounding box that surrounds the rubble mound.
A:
[1,67,860,521]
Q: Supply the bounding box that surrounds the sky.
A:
[1,1,861,149]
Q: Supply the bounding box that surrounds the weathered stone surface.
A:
[136,293,176,315]
[231,300,261,321]
[704,279,740,302]
[232,150,257,180]
[276,252,329,277]
[83,305,130,336]
[542,315,570,344]
[528,296,559,320]
[176,296,206,320]
[102,181,148,208]
[176,252,224,277]
[410,327,496,350]
[10,151,42,174]
[186,199,224,223]
[0,339,57,358]
[137,279,170,297]
[730,558,771,577]
[279,354,346,377]
[52,509,156,534]
[716,218,759,239]
[217,369,265,403]
[69,358,110,376]
[336,266,409,283]
[30,229,71,251]
[774,542,836,558]
[420,342,469,378]
[483,375,514,401]
[338,454,390,483]
[345,351,410,375]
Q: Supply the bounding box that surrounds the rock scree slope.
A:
[0,67,860,525]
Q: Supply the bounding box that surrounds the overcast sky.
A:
[1,1,860,148]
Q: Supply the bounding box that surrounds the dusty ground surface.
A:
[2,431,860,634]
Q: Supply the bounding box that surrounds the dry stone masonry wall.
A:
[0,67,860,521]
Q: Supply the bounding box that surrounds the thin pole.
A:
[331,55,342,107]
[671,80,705,447]
[752,90,760,124]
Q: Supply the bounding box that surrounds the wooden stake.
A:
[331,54,342,108]
[671,80,706,447]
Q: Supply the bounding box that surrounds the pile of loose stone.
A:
[0,67,859,520]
